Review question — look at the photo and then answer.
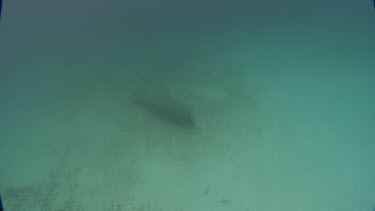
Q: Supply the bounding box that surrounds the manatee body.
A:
[131,90,196,127]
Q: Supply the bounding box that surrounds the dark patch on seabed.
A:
[1,169,81,211]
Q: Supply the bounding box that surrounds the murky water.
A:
[1,1,375,210]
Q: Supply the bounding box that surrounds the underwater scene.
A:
[0,0,375,210]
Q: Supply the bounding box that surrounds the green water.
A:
[1,0,375,210]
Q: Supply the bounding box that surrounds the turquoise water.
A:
[1,1,375,210]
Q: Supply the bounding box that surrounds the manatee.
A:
[131,90,196,127]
